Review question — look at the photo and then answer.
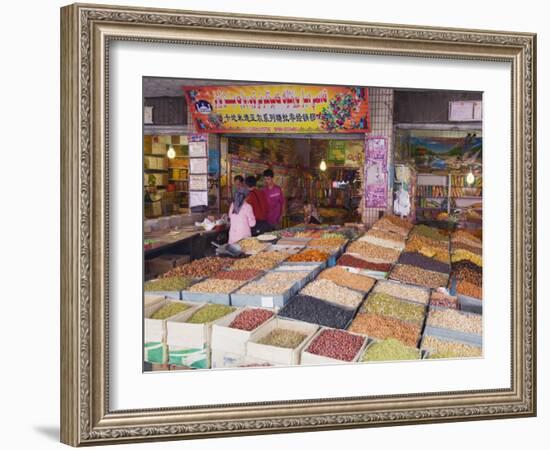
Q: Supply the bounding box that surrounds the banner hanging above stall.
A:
[184,85,370,134]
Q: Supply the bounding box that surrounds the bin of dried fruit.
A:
[411,224,448,242]
[247,318,319,366]
[302,328,367,364]
[144,277,196,299]
[372,215,413,237]
[373,280,430,305]
[398,252,450,274]
[287,249,330,263]
[236,237,270,254]
[456,280,482,299]
[358,229,406,250]
[430,291,459,309]
[318,267,376,293]
[426,308,482,335]
[362,292,426,325]
[211,307,276,357]
[300,279,365,309]
[229,251,290,270]
[145,299,202,345]
[406,234,450,258]
[453,265,482,286]
[163,257,235,278]
[348,312,421,347]
[451,249,482,267]
[347,241,401,263]
[390,264,449,288]
[309,237,346,248]
[451,242,482,255]
[360,338,421,362]
[337,254,393,272]
[228,308,275,331]
[451,230,482,248]
[231,272,307,308]
[181,279,246,305]
[278,294,355,329]
[422,335,482,359]
[211,269,263,281]
[166,304,236,350]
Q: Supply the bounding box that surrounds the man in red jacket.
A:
[245,175,271,235]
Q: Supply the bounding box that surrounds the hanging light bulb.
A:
[167,145,176,159]
[319,159,327,172]
[466,170,475,185]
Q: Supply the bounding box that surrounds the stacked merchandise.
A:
[449,230,483,313]
[337,215,412,278]
[144,221,483,370]
[389,225,450,289]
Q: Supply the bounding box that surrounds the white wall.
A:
[0,1,547,449]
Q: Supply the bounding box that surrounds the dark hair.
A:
[245,175,257,187]
[303,199,310,205]
[263,169,274,178]
[233,175,244,183]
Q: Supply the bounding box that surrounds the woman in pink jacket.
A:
[228,187,256,244]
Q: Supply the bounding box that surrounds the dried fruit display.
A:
[452,242,482,255]
[275,264,320,272]
[278,295,355,329]
[348,313,421,347]
[453,265,482,286]
[347,241,400,262]
[237,238,269,254]
[456,280,482,299]
[228,308,274,331]
[318,267,376,293]
[398,252,450,274]
[361,338,421,362]
[359,229,406,250]
[186,305,235,324]
[211,269,263,281]
[451,230,482,248]
[422,335,482,358]
[188,279,245,294]
[308,237,346,247]
[390,264,449,288]
[451,249,482,267]
[452,260,482,274]
[427,308,482,335]
[287,249,330,262]
[306,329,365,362]
[230,251,290,270]
[257,329,308,349]
[411,224,448,242]
[163,257,235,278]
[237,281,294,295]
[150,303,189,320]
[362,293,425,325]
[373,280,430,305]
[372,216,413,236]
[145,277,193,291]
[430,291,459,309]
[258,272,306,284]
[337,254,392,272]
[406,235,450,259]
[300,279,364,309]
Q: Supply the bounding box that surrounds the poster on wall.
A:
[189,175,208,191]
[184,84,370,133]
[409,134,482,171]
[365,137,388,208]
[190,158,208,174]
[189,191,208,207]
[189,141,207,157]
[327,141,346,164]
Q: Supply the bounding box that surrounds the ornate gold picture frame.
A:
[60,3,536,446]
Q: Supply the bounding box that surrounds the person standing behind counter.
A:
[228,187,256,244]
[245,175,271,235]
[262,169,285,229]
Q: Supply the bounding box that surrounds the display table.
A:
[144,226,228,260]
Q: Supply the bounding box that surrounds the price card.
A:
[261,297,274,308]
[189,191,208,207]
[190,158,208,174]
[189,141,207,157]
